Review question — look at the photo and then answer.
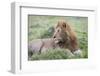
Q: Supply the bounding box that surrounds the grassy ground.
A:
[28,15,88,60]
[30,48,82,60]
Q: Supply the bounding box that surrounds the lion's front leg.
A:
[73,49,82,57]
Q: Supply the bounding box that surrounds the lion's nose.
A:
[53,36,56,38]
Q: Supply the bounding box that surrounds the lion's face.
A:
[52,20,79,52]
[53,21,69,45]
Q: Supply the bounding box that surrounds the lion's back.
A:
[28,39,43,53]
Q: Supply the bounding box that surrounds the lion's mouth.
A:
[54,38,65,44]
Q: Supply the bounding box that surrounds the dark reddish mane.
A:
[56,20,79,52]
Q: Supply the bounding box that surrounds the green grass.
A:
[28,15,88,60]
[29,48,84,60]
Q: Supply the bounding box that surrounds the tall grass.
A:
[29,48,83,60]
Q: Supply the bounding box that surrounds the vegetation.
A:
[29,48,83,60]
[28,15,88,60]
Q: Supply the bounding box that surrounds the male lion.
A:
[28,20,81,57]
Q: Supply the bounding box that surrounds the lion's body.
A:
[28,38,59,56]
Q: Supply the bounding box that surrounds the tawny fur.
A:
[28,20,79,56]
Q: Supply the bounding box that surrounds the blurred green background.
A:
[28,15,88,60]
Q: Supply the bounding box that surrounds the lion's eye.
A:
[58,30,59,32]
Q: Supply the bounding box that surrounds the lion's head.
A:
[53,20,79,52]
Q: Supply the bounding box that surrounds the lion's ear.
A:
[62,22,66,28]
